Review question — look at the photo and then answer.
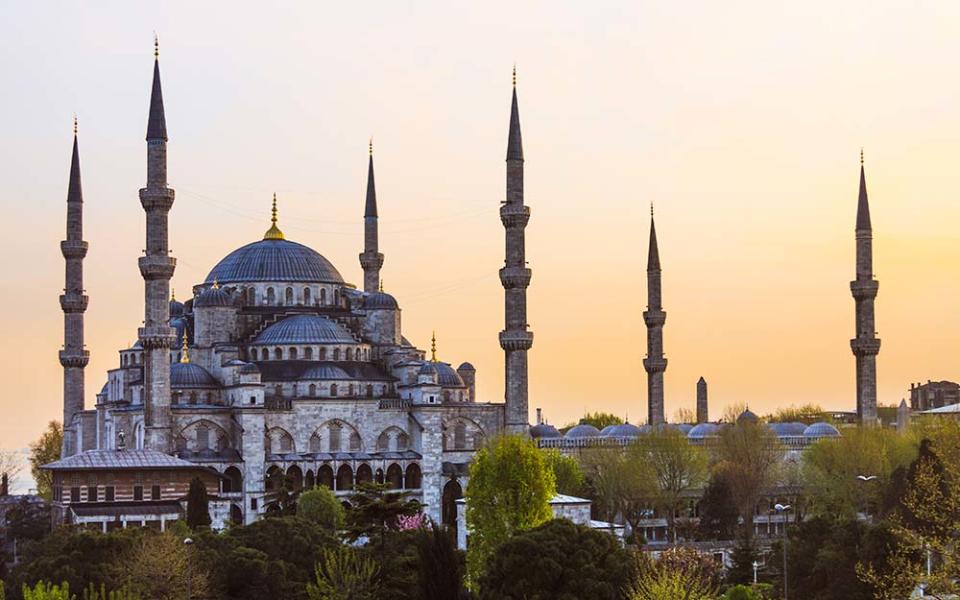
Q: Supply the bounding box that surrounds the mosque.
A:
[45,44,532,530]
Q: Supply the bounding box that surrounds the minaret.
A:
[359,140,383,293]
[499,67,533,434]
[643,206,667,425]
[138,39,177,452]
[696,377,708,424]
[59,117,90,457]
[851,151,880,425]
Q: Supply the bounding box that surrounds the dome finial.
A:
[860,147,864,166]
[431,331,437,362]
[264,193,285,240]
[212,278,220,290]
[171,287,175,302]
[154,33,159,59]
[379,278,384,292]
[369,137,373,156]
[180,332,190,363]
[512,64,517,88]
[73,114,78,136]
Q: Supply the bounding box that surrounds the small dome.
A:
[676,423,694,435]
[737,409,760,425]
[170,363,219,389]
[607,423,643,438]
[170,317,189,343]
[565,423,601,439]
[688,423,720,439]
[769,422,807,437]
[253,314,357,345]
[302,364,351,380]
[457,362,476,372]
[418,362,438,375]
[599,425,617,436]
[434,362,465,387]
[195,286,233,308]
[804,422,840,438]
[169,298,185,317]
[364,292,398,310]
[530,423,561,439]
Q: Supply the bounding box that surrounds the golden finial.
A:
[379,279,384,293]
[431,331,437,362]
[171,288,176,302]
[860,147,864,166]
[212,278,220,290]
[369,138,373,156]
[650,202,654,218]
[180,332,190,363]
[154,34,159,59]
[73,115,78,136]
[512,64,517,87]
[263,193,285,240]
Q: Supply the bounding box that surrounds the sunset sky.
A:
[2,2,960,473]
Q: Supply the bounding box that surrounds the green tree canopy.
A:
[630,546,720,600]
[307,547,379,600]
[543,449,585,497]
[185,477,212,530]
[465,434,555,588]
[28,422,61,501]
[478,519,633,600]
[297,486,345,532]
[715,421,782,532]
[696,473,739,541]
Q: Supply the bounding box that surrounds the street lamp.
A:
[184,537,194,600]
[752,560,760,584]
[773,503,791,600]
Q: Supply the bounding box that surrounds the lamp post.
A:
[752,560,759,584]
[773,503,791,600]
[184,537,194,600]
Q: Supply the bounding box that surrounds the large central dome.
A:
[204,239,345,285]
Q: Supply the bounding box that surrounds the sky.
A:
[2,1,959,488]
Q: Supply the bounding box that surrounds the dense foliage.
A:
[28,422,61,501]
[297,486,345,532]
[185,477,211,530]
[478,519,633,600]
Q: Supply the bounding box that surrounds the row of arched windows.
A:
[269,382,390,399]
[244,285,342,308]
[266,462,422,492]
[250,346,369,362]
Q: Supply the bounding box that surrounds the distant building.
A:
[909,380,960,411]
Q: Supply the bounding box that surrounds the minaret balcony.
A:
[643,310,666,326]
[58,350,90,368]
[500,204,531,228]
[850,280,879,299]
[60,240,88,259]
[138,187,175,211]
[138,326,177,349]
[499,330,534,351]
[499,267,532,289]
[359,251,384,269]
[850,338,881,356]
[643,357,668,372]
[138,256,177,280]
[59,294,89,313]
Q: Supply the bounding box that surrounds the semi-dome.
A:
[204,239,344,285]
[364,292,398,310]
[530,423,561,439]
[804,422,840,438]
[607,423,642,438]
[194,286,232,308]
[170,363,219,388]
[302,364,351,380]
[565,423,601,439]
[252,314,357,345]
[688,423,720,439]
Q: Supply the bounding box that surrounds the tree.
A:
[344,483,421,587]
[478,519,633,600]
[0,450,23,492]
[571,412,623,431]
[307,547,379,600]
[543,449,585,496]
[413,523,468,600]
[580,445,655,543]
[673,407,695,424]
[465,434,555,588]
[629,546,720,600]
[117,532,209,600]
[632,427,708,542]
[297,486,345,532]
[696,473,739,541]
[723,585,761,600]
[767,404,825,424]
[715,420,781,534]
[726,530,759,586]
[20,582,72,600]
[186,477,211,530]
[28,422,62,500]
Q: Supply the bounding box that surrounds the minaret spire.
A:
[359,139,384,293]
[851,151,880,425]
[643,207,667,425]
[500,67,533,434]
[60,118,90,456]
[138,40,177,452]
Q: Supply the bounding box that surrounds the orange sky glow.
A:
[2,1,960,456]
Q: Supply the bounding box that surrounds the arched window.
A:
[349,432,361,452]
[454,421,467,450]
[329,422,342,452]
[246,287,256,305]
[189,392,198,405]
[320,288,327,305]
[330,384,338,397]
[317,465,334,489]
[274,348,282,360]
[175,436,187,452]
[333,348,341,361]
[396,431,409,451]
[309,434,322,453]
[274,384,283,397]
[356,464,373,485]
[443,391,451,403]
[196,425,210,451]
[334,289,340,306]
[305,347,313,360]
[289,347,298,360]
[366,385,373,398]
[285,287,294,305]
[336,465,353,491]
[308,384,317,397]
[304,288,312,304]
[348,384,354,396]
[266,287,275,304]
[279,432,292,454]
[319,347,327,360]
[386,464,403,489]
[346,348,353,361]
[377,431,391,452]
[404,464,422,489]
